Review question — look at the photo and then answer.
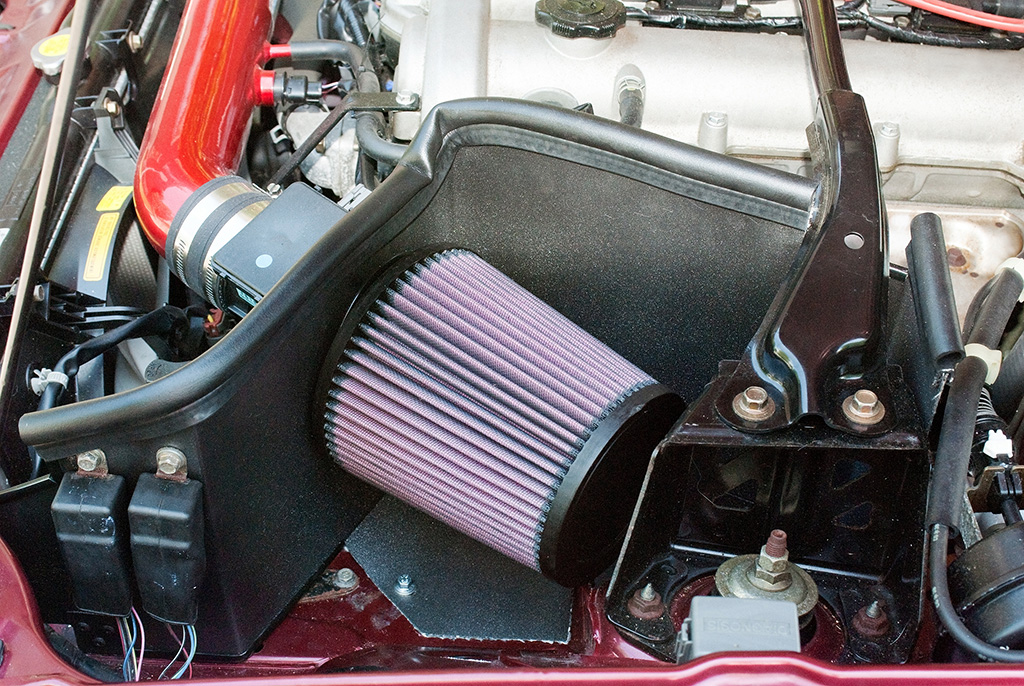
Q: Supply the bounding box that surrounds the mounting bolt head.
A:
[395,574,416,596]
[76,449,105,473]
[395,89,416,106]
[103,98,121,117]
[334,568,358,590]
[733,385,775,422]
[126,32,143,53]
[156,446,186,475]
[842,389,885,426]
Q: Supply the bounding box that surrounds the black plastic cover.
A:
[51,472,132,617]
[128,473,206,624]
[212,183,345,317]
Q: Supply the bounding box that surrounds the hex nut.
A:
[842,389,885,426]
[733,386,776,422]
[627,584,665,620]
[156,447,186,475]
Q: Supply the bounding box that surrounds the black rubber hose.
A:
[931,524,1024,661]
[927,264,1024,661]
[337,0,369,47]
[287,39,368,70]
[354,115,408,166]
[43,625,123,682]
[907,213,964,370]
[927,356,990,532]
[965,269,1024,349]
[35,306,188,414]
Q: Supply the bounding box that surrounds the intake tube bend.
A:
[134,0,274,256]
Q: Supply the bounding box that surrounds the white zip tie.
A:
[964,343,1002,384]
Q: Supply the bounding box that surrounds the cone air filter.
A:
[323,249,682,585]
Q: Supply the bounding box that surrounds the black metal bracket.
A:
[713,0,891,436]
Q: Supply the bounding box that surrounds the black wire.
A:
[931,524,1024,661]
[625,6,1024,48]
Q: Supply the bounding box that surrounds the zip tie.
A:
[998,257,1024,302]
[29,368,69,395]
[965,343,1002,384]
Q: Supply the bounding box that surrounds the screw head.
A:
[704,111,727,128]
[842,389,885,426]
[76,449,105,472]
[103,98,121,116]
[878,122,900,138]
[334,568,358,590]
[733,385,775,422]
[126,32,143,53]
[395,574,416,596]
[395,89,416,106]
[156,447,186,475]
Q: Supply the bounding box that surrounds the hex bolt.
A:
[126,32,143,53]
[156,446,186,476]
[334,568,358,590]
[842,389,885,426]
[733,385,776,422]
[752,529,793,591]
[395,89,416,107]
[395,574,416,596]
[627,583,665,620]
[76,449,105,473]
[103,98,121,117]
[765,529,787,557]
[698,111,729,154]
[853,600,891,638]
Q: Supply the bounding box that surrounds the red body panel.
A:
[0,0,75,155]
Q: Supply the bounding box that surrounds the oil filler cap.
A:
[535,0,627,38]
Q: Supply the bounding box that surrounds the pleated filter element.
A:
[324,249,682,585]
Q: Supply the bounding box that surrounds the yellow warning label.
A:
[96,186,133,212]
[84,213,119,282]
[38,33,71,58]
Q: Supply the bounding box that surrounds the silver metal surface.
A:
[347,496,572,642]
[171,181,254,282]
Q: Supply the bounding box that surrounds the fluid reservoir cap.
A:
[535,0,627,39]
[31,28,72,76]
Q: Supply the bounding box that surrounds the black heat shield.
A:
[18,98,816,657]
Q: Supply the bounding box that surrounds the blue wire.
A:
[122,615,138,681]
[171,625,196,679]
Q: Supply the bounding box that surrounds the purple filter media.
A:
[324,250,682,584]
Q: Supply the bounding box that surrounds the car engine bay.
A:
[2,0,1024,682]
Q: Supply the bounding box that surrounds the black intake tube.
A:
[907,213,964,370]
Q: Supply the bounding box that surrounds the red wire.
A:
[893,0,1024,32]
